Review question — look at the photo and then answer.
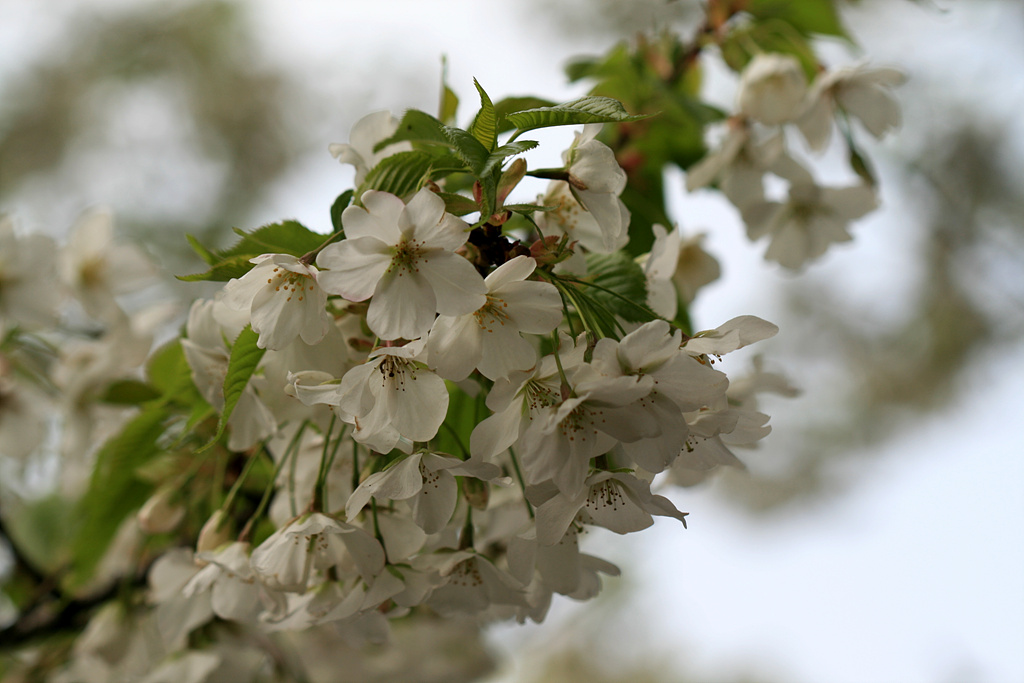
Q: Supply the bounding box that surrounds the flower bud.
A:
[196,509,232,560]
[137,487,185,534]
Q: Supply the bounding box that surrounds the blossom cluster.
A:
[0,12,901,679]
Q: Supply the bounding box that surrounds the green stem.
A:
[311,415,336,512]
[508,447,534,520]
[239,436,304,542]
[220,445,267,515]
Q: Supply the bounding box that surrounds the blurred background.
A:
[1,0,1022,681]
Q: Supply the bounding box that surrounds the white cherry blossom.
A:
[328,111,413,186]
[317,188,486,341]
[426,255,562,381]
[222,253,330,350]
[345,452,504,534]
[736,53,809,125]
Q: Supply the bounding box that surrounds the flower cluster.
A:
[0,11,902,679]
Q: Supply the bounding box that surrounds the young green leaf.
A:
[68,405,167,587]
[491,96,557,134]
[469,78,497,151]
[505,96,649,137]
[374,109,451,151]
[481,140,539,178]
[356,150,437,199]
[195,325,266,455]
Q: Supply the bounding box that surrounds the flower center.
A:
[268,267,315,302]
[473,294,511,333]
[388,238,427,276]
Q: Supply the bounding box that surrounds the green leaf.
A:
[504,203,554,214]
[186,234,218,265]
[746,0,847,38]
[436,192,479,216]
[177,254,258,283]
[439,57,459,125]
[583,251,653,324]
[357,150,436,199]
[330,190,354,233]
[492,96,557,134]
[3,496,77,574]
[505,96,649,137]
[374,109,451,151]
[219,221,324,259]
[721,22,820,78]
[179,221,327,282]
[147,339,205,407]
[196,325,266,454]
[442,125,491,176]
[469,78,497,151]
[98,379,163,405]
[433,382,478,459]
[69,406,167,586]
[481,140,539,178]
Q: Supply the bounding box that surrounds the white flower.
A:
[736,53,809,126]
[741,178,878,270]
[181,298,276,451]
[640,224,721,316]
[420,551,526,616]
[469,334,588,462]
[798,63,905,150]
[426,256,562,381]
[535,126,631,253]
[685,122,786,210]
[329,111,413,186]
[317,189,486,341]
[0,216,61,332]
[533,471,689,545]
[222,253,330,350]
[299,340,449,454]
[590,320,729,473]
[345,452,504,534]
[682,315,779,357]
[250,513,385,593]
[60,210,156,322]
[517,363,658,495]
[182,542,267,623]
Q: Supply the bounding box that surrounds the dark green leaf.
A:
[583,251,653,324]
[469,78,497,151]
[3,496,77,574]
[98,379,163,405]
[504,203,555,214]
[505,96,649,137]
[147,339,205,407]
[330,190,354,233]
